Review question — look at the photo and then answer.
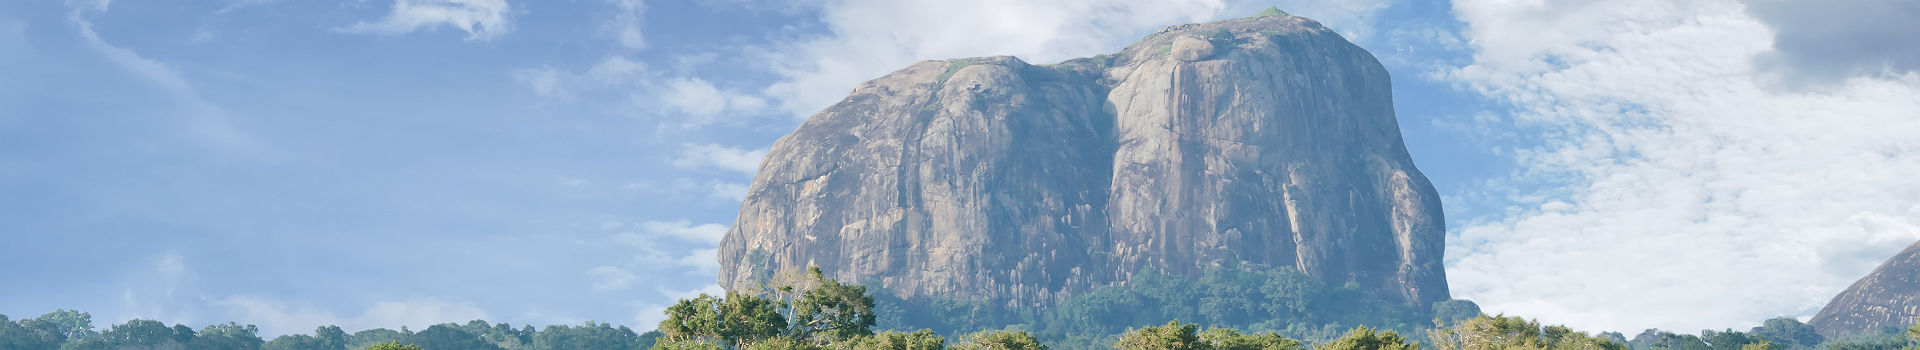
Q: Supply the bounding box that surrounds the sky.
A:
[2,0,1918,338]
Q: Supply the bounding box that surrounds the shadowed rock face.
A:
[717,13,1450,309]
[1811,240,1920,337]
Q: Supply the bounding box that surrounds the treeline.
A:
[863,265,1478,348]
[5,263,1919,350]
[0,310,661,350]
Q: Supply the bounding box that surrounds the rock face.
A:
[1811,240,1920,336]
[717,13,1450,309]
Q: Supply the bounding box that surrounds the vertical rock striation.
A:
[717,13,1450,310]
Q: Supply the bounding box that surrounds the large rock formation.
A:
[717,12,1450,309]
[1811,240,1920,336]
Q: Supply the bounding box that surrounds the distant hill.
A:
[715,10,1450,313]
[1811,239,1920,337]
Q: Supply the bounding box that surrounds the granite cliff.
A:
[1811,240,1920,337]
[717,12,1450,310]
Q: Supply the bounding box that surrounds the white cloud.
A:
[659,77,769,124]
[66,2,248,147]
[217,296,492,336]
[1443,0,1920,334]
[588,266,639,291]
[752,0,1390,118]
[637,220,729,245]
[671,143,768,176]
[606,0,646,50]
[632,284,723,327]
[510,65,568,98]
[676,248,721,274]
[339,0,513,41]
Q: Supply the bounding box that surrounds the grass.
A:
[1249,7,1289,18]
[936,59,974,85]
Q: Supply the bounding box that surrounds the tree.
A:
[951,329,1048,350]
[1427,314,1624,350]
[407,324,504,350]
[784,267,878,344]
[1115,321,1205,350]
[839,330,944,350]
[350,329,405,349]
[1747,318,1820,349]
[366,341,423,350]
[529,322,641,350]
[20,309,96,344]
[1198,328,1302,350]
[0,314,59,350]
[659,292,786,348]
[1701,329,1768,350]
[1316,326,1414,350]
[100,319,189,349]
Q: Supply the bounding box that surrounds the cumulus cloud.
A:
[340,0,513,41]
[1744,0,1920,85]
[1443,0,1920,333]
[750,0,1391,118]
[660,77,769,123]
[634,220,729,245]
[671,143,768,176]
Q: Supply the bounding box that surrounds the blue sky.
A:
[4,0,1919,337]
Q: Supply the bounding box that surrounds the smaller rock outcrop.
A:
[1810,239,1920,337]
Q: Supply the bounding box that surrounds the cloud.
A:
[510,65,568,99]
[659,77,769,123]
[749,0,1390,118]
[676,249,721,274]
[632,284,723,327]
[588,266,639,291]
[605,0,646,50]
[66,2,248,147]
[1443,0,1920,334]
[339,0,514,41]
[636,220,729,245]
[671,143,768,176]
[216,296,492,336]
[1744,0,1920,84]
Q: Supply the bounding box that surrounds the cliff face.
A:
[717,13,1450,309]
[1811,240,1920,337]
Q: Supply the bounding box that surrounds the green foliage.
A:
[190,322,265,350]
[21,309,96,344]
[837,330,945,350]
[1199,328,1303,350]
[1315,326,1414,350]
[0,314,60,350]
[1430,300,1481,326]
[367,340,423,350]
[1248,7,1289,18]
[951,329,1048,350]
[350,328,406,349]
[528,322,643,350]
[1426,314,1623,350]
[1746,317,1820,349]
[789,267,879,343]
[659,292,788,347]
[937,60,975,85]
[1115,321,1204,350]
[652,338,725,350]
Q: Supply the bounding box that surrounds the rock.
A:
[1810,240,1920,337]
[1171,37,1214,62]
[716,13,1451,310]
